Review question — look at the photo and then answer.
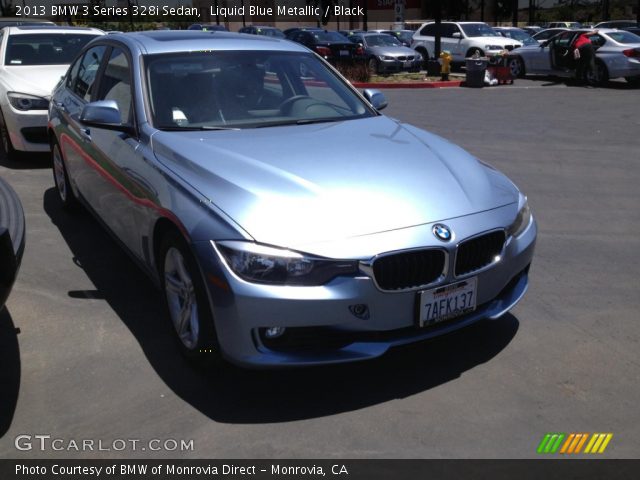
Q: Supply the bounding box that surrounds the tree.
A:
[0,0,15,16]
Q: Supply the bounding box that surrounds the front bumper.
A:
[2,105,49,152]
[378,57,421,72]
[195,206,537,368]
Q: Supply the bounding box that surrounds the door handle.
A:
[53,100,67,112]
[79,127,91,141]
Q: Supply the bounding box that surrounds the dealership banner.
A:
[3,460,640,479]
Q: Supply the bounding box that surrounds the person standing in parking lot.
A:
[573,30,599,85]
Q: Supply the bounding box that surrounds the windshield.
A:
[5,34,98,66]
[496,29,537,45]
[461,23,501,38]
[313,31,349,42]
[145,51,374,130]
[257,28,285,38]
[384,31,413,43]
[606,30,640,44]
[365,34,402,47]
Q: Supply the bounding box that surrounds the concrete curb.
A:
[352,80,463,89]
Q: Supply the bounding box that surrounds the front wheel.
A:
[368,57,379,75]
[160,231,221,364]
[467,48,485,58]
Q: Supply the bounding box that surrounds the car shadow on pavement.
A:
[44,188,519,424]
[0,308,21,438]
[0,152,50,170]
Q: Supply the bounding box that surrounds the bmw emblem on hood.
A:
[432,224,452,242]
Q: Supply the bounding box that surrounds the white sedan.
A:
[508,28,640,86]
[0,25,103,159]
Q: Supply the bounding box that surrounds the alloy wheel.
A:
[53,146,67,202]
[164,246,200,350]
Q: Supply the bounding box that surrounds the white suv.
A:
[411,21,522,64]
[0,25,104,158]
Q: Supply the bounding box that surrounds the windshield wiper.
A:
[157,125,240,131]
[295,117,344,125]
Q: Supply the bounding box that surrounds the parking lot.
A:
[1,79,639,459]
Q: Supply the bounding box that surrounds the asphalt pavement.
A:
[0,78,639,459]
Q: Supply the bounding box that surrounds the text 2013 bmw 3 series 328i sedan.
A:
[48,31,536,368]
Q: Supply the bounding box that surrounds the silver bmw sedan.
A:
[48,31,536,368]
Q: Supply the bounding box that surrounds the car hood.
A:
[2,65,67,98]
[367,45,418,56]
[151,116,518,247]
[468,36,522,46]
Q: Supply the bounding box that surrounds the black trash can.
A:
[465,57,489,88]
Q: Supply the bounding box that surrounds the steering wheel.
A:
[279,95,314,115]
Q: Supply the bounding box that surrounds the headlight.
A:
[214,241,358,286]
[507,198,532,238]
[379,55,395,61]
[485,45,503,51]
[7,92,49,111]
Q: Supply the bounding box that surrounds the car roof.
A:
[104,30,309,55]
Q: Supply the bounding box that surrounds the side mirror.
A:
[79,100,132,133]
[452,32,462,39]
[541,40,549,48]
[362,89,388,111]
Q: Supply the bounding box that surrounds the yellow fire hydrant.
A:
[439,51,452,81]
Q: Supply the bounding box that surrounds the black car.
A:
[380,30,415,47]
[284,26,322,39]
[0,177,25,309]
[622,26,640,37]
[187,23,228,32]
[238,25,285,38]
[288,30,363,62]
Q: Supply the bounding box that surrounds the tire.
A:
[52,141,78,210]
[0,110,17,161]
[466,48,485,58]
[368,57,379,75]
[625,76,640,88]
[585,61,608,86]
[416,48,429,69]
[159,231,221,365]
[509,57,525,78]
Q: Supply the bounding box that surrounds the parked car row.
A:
[508,28,640,86]
[0,26,537,368]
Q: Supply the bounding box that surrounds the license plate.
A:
[404,61,413,68]
[417,277,477,327]
[340,50,349,56]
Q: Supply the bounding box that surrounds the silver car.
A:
[509,28,640,85]
[349,32,421,73]
[48,31,536,368]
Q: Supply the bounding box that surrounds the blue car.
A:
[48,31,536,368]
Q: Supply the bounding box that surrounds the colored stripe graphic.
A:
[585,433,613,454]
[537,433,565,454]
[540,433,613,454]
[561,433,589,454]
